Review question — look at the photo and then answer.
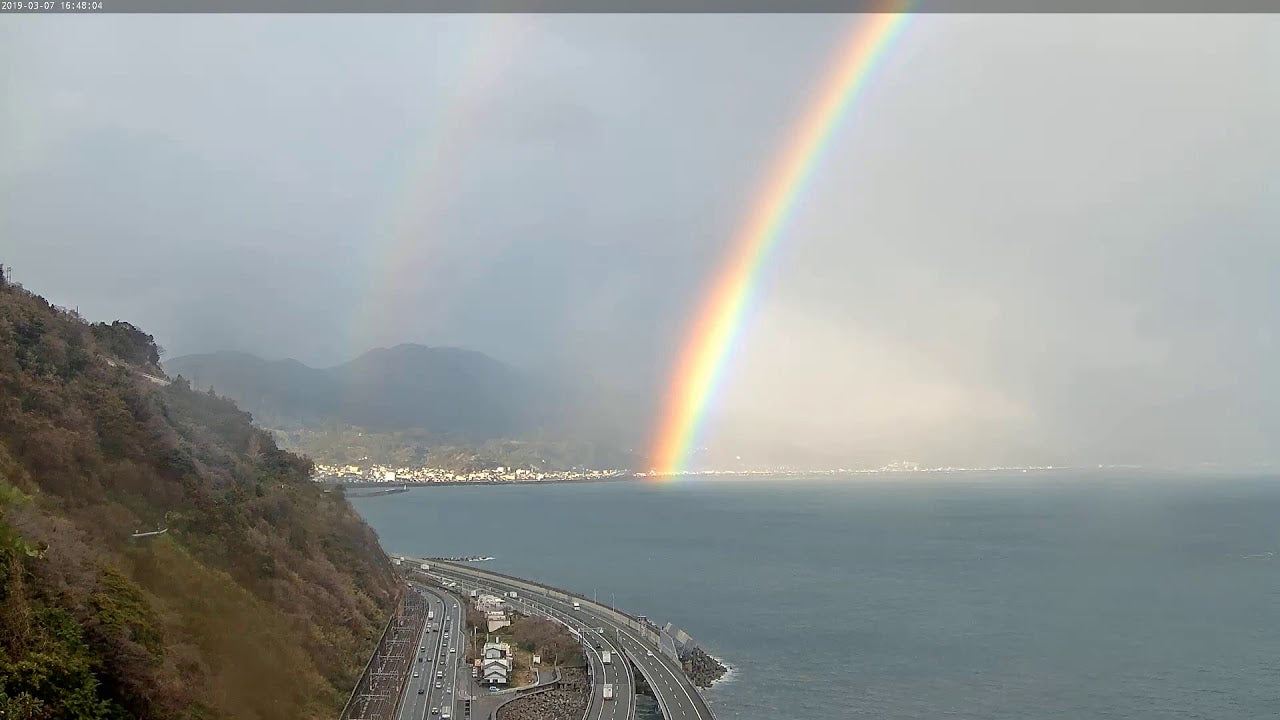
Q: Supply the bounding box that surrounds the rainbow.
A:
[648,12,911,476]
[354,15,529,354]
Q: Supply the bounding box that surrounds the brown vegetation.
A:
[508,616,583,668]
[0,277,399,719]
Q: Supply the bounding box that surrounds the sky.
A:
[3,14,1278,469]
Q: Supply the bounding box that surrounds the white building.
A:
[486,610,510,632]
[481,641,512,685]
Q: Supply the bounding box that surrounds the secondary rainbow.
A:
[353,15,528,354]
[648,12,911,477]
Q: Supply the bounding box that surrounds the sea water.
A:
[351,472,1280,719]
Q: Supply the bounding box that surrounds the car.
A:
[646,650,654,657]
[488,687,500,694]
[435,681,442,688]
[450,647,455,653]
[594,643,601,650]
[413,672,420,678]
[417,688,425,695]
[431,709,439,715]
[418,657,423,663]
[446,688,452,694]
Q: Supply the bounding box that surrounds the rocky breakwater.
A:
[682,646,728,687]
[496,668,588,720]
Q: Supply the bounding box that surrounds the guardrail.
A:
[479,665,562,698]
[420,560,668,648]
[485,666,567,716]
[518,585,661,720]
[420,560,711,720]
[428,572,628,720]
[339,588,406,720]
[487,673,568,720]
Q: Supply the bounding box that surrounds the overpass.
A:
[407,557,717,720]
[426,572,635,720]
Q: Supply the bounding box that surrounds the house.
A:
[486,610,510,632]
[481,641,512,685]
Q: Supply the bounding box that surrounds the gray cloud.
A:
[3,14,1277,468]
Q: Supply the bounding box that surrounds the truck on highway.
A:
[507,591,518,599]
[428,610,435,621]
[441,709,450,720]
[602,684,614,701]
[437,670,444,679]
[420,563,430,571]
[572,601,580,610]
[601,651,612,665]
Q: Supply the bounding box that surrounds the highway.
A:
[477,584,634,720]
[411,569,630,720]
[416,560,714,720]
[581,620,635,720]
[397,583,465,720]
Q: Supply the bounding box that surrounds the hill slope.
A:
[0,275,399,719]
[167,345,547,440]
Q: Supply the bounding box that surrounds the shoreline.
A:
[404,558,727,714]
[705,653,736,687]
[321,475,637,490]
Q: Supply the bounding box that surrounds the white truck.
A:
[469,589,479,598]
[507,591,518,599]
[441,709,450,720]
[420,563,430,571]
[572,601,580,610]
[602,684,614,701]
[428,610,435,621]
[601,651,612,665]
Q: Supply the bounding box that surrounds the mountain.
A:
[164,346,655,470]
[0,273,398,719]
[167,345,548,441]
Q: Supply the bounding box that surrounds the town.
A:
[313,460,1078,486]
[312,462,629,486]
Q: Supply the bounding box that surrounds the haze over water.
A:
[351,472,1280,719]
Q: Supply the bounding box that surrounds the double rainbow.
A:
[648,12,911,476]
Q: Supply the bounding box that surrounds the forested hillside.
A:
[167,347,648,470]
[166,346,542,438]
[0,273,399,720]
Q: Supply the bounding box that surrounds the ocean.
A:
[350,472,1280,719]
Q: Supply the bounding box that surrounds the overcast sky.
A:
[3,14,1278,469]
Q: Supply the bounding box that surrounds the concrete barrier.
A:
[421,560,667,649]
[418,560,711,720]
[339,588,408,720]
[488,675,574,720]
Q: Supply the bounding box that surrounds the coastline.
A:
[320,474,638,490]
[706,653,736,687]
